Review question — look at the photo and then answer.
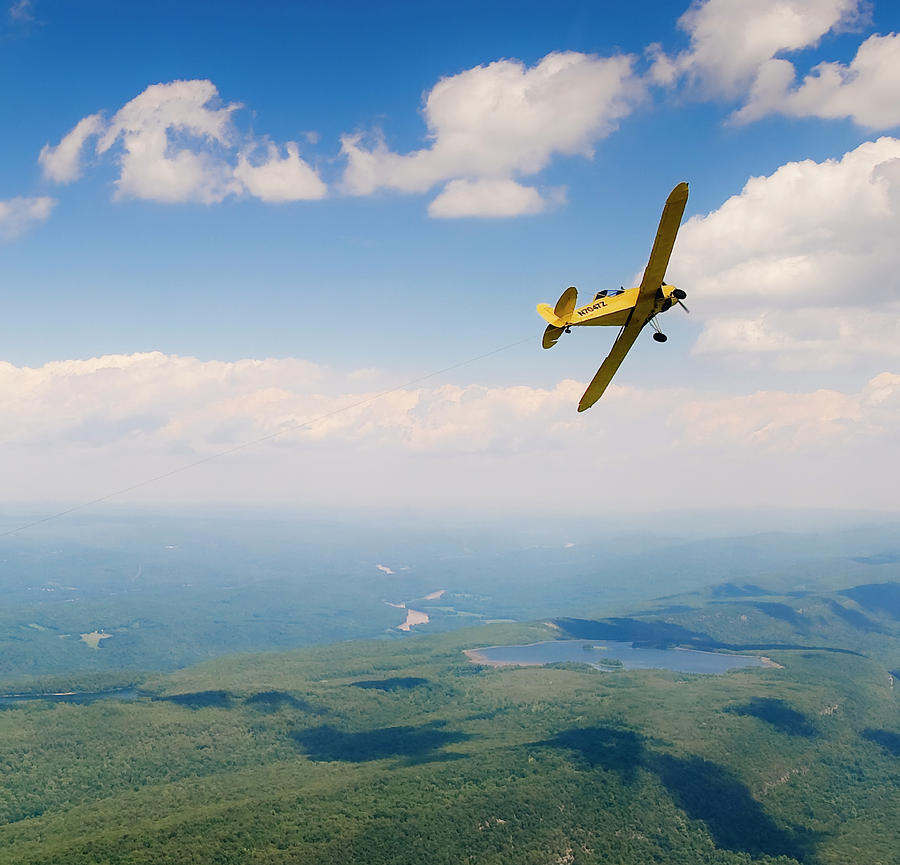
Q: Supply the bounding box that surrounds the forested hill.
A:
[0,583,898,864]
[559,579,900,667]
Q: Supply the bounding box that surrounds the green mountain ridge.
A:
[0,582,898,864]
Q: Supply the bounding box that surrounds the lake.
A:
[0,687,141,706]
[467,640,767,675]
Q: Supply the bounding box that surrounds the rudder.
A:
[554,286,578,319]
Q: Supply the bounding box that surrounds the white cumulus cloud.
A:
[734,31,900,127]
[428,179,549,218]
[341,51,642,216]
[670,137,900,367]
[96,80,242,204]
[39,80,327,205]
[651,0,900,129]
[651,0,861,96]
[38,113,105,183]
[0,195,55,239]
[234,142,327,202]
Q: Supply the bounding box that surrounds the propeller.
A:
[672,288,689,314]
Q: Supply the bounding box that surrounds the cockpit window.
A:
[594,288,625,300]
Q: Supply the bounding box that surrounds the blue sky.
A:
[2,0,900,513]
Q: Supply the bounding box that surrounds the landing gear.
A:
[564,326,572,334]
[650,316,667,343]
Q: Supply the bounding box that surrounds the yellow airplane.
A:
[537,182,690,412]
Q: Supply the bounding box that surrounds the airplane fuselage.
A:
[573,284,682,327]
[537,284,681,330]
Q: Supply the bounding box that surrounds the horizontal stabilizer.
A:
[537,286,578,329]
[542,324,565,349]
[536,303,565,327]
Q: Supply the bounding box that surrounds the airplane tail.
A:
[536,287,578,349]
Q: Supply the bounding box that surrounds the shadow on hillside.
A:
[652,754,818,862]
[555,617,863,656]
[850,554,899,566]
[861,728,900,756]
[840,582,900,619]
[726,697,817,737]
[556,617,711,649]
[291,721,469,764]
[712,583,767,598]
[158,690,233,709]
[751,602,807,632]
[541,724,820,862]
[826,600,885,633]
[351,677,429,691]
[245,690,326,714]
[538,726,644,783]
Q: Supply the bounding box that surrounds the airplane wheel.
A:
[653,332,668,343]
[673,289,687,299]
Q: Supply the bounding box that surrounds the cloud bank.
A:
[1,352,897,509]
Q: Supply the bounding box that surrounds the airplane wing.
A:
[577,319,643,412]
[577,182,689,412]
[633,182,689,320]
